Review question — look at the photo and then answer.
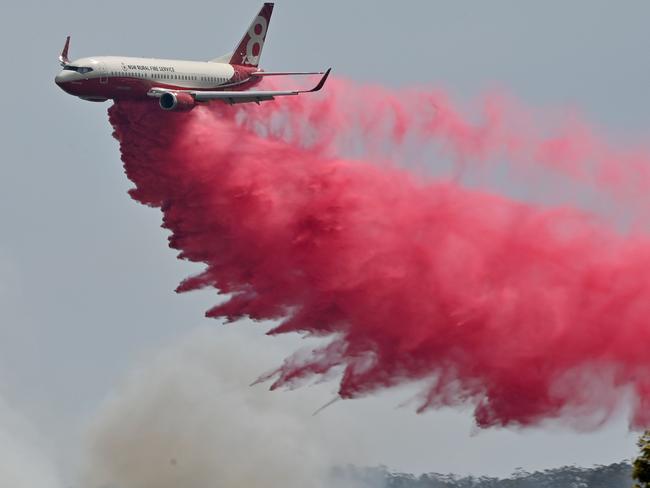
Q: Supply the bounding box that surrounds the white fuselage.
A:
[55,55,259,102]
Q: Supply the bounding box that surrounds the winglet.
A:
[59,36,70,66]
[308,68,331,92]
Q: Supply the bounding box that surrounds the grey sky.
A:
[1,0,648,485]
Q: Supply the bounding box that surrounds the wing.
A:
[148,68,331,105]
[59,36,71,66]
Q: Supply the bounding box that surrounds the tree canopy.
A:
[633,431,650,488]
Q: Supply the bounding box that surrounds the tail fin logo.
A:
[229,3,273,67]
[244,16,268,66]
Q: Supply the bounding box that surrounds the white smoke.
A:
[79,324,370,488]
[0,250,61,488]
[0,396,61,488]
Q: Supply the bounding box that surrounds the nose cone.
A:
[55,70,74,86]
[55,70,80,95]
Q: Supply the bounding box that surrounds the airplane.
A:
[54,2,331,111]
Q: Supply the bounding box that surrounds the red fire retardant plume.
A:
[109,81,650,429]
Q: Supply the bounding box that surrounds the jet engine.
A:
[159,92,195,111]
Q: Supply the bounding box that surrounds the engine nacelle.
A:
[159,92,195,111]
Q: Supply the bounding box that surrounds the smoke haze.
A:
[0,396,61,488]
[80,326,367,488]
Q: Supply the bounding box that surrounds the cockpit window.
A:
[63,65,94,74]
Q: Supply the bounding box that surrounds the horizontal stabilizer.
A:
[209,52,233,63]
[251,71,326,76]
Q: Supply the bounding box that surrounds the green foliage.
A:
[633,431,650,488]
[333,462,633,488]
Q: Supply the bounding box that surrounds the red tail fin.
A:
[230,3,274,67]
